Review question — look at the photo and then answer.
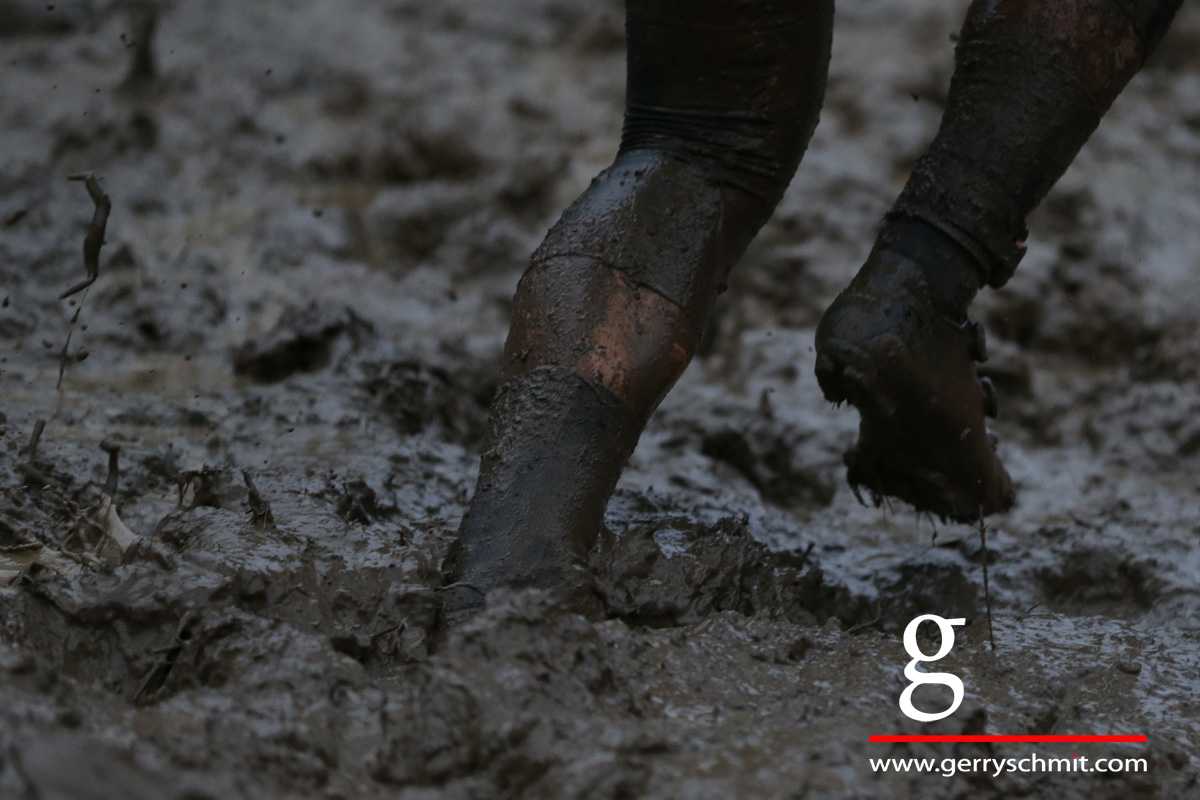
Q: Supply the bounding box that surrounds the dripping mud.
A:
[2,1,1200,797]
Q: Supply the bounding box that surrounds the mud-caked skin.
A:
[815,0,1182,519]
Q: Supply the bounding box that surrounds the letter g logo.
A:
[899,614,966,722]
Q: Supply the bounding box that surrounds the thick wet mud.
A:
[2,0,1200,797]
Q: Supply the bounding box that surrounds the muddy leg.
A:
[441,0,835,627]
[815,0,1183,521]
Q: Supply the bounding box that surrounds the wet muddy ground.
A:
[3,0,1200,797]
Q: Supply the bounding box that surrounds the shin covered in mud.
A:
[898,0,1183,290]
[816,0,1183,521]
[443,0,835,623]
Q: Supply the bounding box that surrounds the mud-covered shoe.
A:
[814,240,1014,521]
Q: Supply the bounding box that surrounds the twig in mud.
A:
[845,600,883,635]
[19,419,49,487]
[794,541,815,572]
[977,512,996,652]
[1017,603,1042,622]
[242,469,275,528]
[60,174,110,300]
[20,419,45,459]
[55,303,86,390]
[38,446,138,567]
[94,440,138,561]
[135,616,193,701]
[437,581,486,597]
[57,174,110,388]
[0,542,41,554]
[101,440,121,497]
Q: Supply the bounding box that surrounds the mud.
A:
[2,0,1200,797]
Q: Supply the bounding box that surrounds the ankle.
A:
[875,217,985,320]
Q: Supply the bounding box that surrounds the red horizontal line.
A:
[870,735,1147,743]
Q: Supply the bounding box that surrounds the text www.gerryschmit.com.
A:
[870,754,1148,777]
